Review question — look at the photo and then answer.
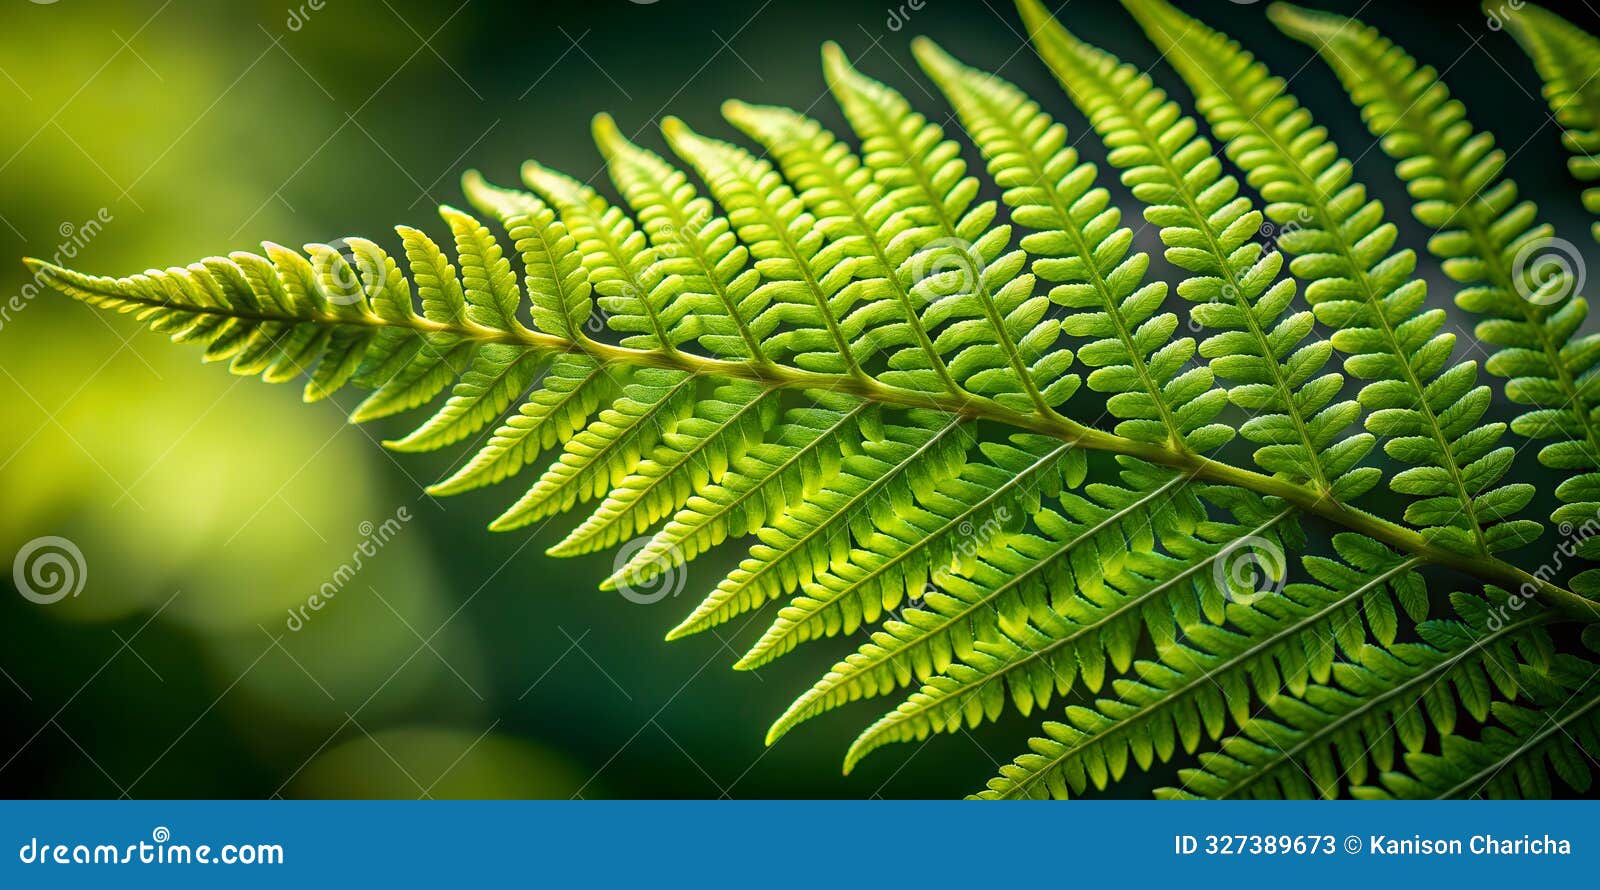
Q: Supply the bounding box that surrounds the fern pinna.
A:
[26,0,1600,799]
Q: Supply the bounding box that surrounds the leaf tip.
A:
[591,112,624,157]
[659,115,688,140]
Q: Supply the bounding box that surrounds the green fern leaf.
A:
[1121,0,1531,557]
[1274,3,1587,567]
[1354,652,1600,799]
[1168,600,1554,799]
[723,100,962,396]
[837,476,1296,771]
[975,534,1425,799]
[594,114,772,361]
[1496,1,1600,242]
[823,43,1075,415]
[430,356,618,497]
[622,394,872,601]
[548,381,779,556]
[914,38,1228,453]
[741,433,1084,671]
[28,6,1600,803]
[1014,0,1374,499]
[670,412,973,641]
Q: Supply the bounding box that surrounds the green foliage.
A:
[1497,1,1600,242]
[1271,1,1600,590]
[1120,0,1538,559]
[28,0,1600,800]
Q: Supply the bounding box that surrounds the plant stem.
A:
[29,263,1600,623]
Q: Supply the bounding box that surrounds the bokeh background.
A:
[2,0,1598,800]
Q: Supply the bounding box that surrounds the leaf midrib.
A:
[33,263,1596,620]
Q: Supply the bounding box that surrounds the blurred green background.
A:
[1,0,1596,799]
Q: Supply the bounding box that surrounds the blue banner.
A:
[0,801,1593,887]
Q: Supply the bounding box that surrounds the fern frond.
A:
[386,341,546,453]
[668,412,973,640]
[491,368,698,531]
[823,43,1075,416]
[1274,3,1591,571]
[1354,652,1600,799]
[430,355,618,496]
[624,394,872,602]
[1496,1,1600,242]
[1014,0,1372,499]
[722,101,962,397]
[593,114,772,361]
[1168,598,1556,799]
[345,228,475,423]
[974,534,1426,799]
[661,116,867,377]
[463,171,593,341]
[547,381,779,556]
[740,433,1084,672]
[834,476,1296,770]
[913,39,1229,454]
[30,14,1600,803]
[1121,0,1532,558]
[520,160,679,352]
